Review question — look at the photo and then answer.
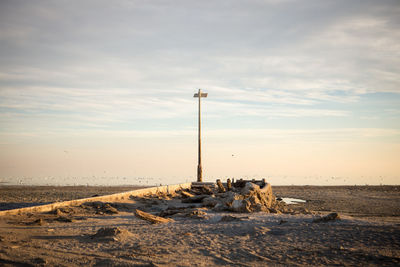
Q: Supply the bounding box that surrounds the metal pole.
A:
[197,89,202,182]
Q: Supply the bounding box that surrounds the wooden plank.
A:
[134,209,173,224]
[181,191,195,198]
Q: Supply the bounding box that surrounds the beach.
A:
[0,184,399,266]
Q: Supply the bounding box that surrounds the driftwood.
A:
[181,191,195,198]
[200,185,214,195]
[160,208,207,219]
[216,179,226,193]
[134,209,173,224]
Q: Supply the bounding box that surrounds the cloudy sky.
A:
[0,0,399,185]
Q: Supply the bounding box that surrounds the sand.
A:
[0,186,147,211]
[0,185,399,266]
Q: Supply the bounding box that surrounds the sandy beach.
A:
[0,184,399,266]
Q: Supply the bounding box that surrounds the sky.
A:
[0,0,399,186]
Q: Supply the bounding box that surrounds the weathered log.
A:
[216,179,226,193]
[181,191,195,198]
[226,179,232,191]
[200,185,214,195]
[134,209,173,224]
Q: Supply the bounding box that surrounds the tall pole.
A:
[193,89,207,182]
[197,89,202,182]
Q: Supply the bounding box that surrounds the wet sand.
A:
[0,185,399,266]
[274,185,400,220]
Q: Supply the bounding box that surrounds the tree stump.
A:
[226,178,232,191]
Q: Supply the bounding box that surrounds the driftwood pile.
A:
[132,179,304,224]
[178,179,289,214]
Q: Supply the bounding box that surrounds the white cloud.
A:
[0,0,399,137]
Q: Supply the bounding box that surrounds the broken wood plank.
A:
[134,209,173,224]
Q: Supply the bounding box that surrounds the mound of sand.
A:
[90,227,133,242]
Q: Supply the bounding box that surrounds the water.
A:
[281,198,306,204]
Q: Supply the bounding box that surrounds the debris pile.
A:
[176,179,290,214]
[17,179,316,227]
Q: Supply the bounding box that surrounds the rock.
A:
[258,183,274,207]
[206,181,280,213]
[313,212,340,223]
[224,191,243,204]
[241,182,260,195]
[231,199,251,213]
